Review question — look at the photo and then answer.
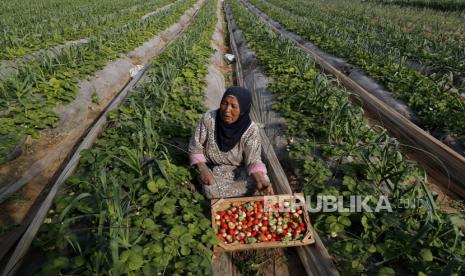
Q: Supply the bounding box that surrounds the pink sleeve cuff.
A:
[248,163,267,176]
[190,153,207,166]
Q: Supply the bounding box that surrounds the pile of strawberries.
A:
[214,200,307,244]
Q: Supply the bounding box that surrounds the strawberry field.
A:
[228,0,465,274]
[0,0,193,164]
[1,0,465,275]
[248,0,465,152]
[30,0,219,274]
[0,0,173,59]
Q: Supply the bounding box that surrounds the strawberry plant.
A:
[249,0,465,152]
[0,0,174,59]
[228,0,465,274]
[0,0,198,164]
[372,0,465,11]
[33,0,221,274]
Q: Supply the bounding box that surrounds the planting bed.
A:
[0,0,205,236]
[4,0,220,275]
[0,0,197,165]
[0,0,176,60]
[227,0,465,274]
[248,0,465,155]
[240,0,465,200]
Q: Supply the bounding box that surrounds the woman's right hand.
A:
[197,163,214,185]
[252,172,274,195]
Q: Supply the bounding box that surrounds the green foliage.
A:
[0,0,174,59]
[250,0,465,151]
[0,0,196,164]
[36,1,219,274]
[228,0,465,274]
[371,0,465,11]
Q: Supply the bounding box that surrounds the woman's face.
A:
[220,95,240,124]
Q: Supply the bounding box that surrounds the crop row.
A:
[229,0,465,274]
[248,0,465,152]
[0,0,196,165]
[33,0,219,275]
[370,0,465,11]
[259,0,465,88]
[0,0,174,59]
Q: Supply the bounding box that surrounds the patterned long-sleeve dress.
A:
[188,110,269,199]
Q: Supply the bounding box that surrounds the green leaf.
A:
[175,260,186,269]
[121,250,130,262]
[338,216,351,227]
[58,193,92,221]
[201,234,209,243]
[344,243,353,253]
[209,234,220,246]
[325,215,337,224]
[142,218,156,230]
[142,263,155,276]
[156,177,167,189]
[180,233,193,245]
[72,256,85,268]
[170,225,188,237]
[330,222,344,233]
[139,194,151,206]
[151,243,163,254]
[39,256,69,276]
[147,180,158,193]
[420,248,433,262]
[361,216,370,231]
[128,251,143,271]
[377,267,395,276]
[180,246,191,256]
[162,205,175,215]
[199,218,211,230]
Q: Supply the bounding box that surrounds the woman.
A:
[188,86,274,199]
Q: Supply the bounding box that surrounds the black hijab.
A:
[215,86,252,152]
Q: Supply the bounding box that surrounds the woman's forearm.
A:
[196,162,209,173]
[252,172,267,188]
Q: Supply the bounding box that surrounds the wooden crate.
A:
[211,193,315,252]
